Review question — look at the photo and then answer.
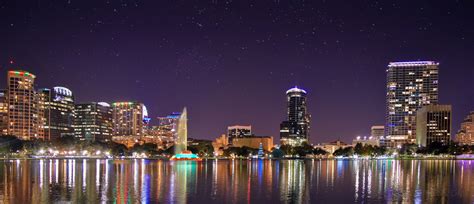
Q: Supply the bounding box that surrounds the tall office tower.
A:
[6,71,41,140]
[385,61,439,147]
[456,112,474,145]
[112,102,144,137]
[73,102,113,141]
[280,86,311,146]
[227,125,252,144]
[416,105,452,147]
[38,87,75,140]
[371,126,385,138]
[0,90,8,135]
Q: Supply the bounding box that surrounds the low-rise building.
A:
[352,136,380,147]
[227,125,252,144]
[416,105,452,147]
[232,136,273,152]
[314,140,352,155]
[456,112,474,145]
[212,134,229,156]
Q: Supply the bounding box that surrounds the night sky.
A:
[0,0,473,143]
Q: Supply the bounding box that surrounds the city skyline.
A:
[1,1,473,143]
[0,65,470,145]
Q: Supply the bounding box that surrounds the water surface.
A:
[0,159,473,203]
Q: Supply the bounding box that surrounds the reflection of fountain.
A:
[171,107,201,161]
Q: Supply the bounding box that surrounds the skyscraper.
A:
[73,102,113,141]
[456,112,474,145]
[227,125,252,144]
[0,90,7,135]
[6,70,41,140]
[416,105,452,147]
[280,86,311,146]
[112,102,145,137]
[38,87,75,140]
[385,61,439,147]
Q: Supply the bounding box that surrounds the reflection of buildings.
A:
[38,87,75,140]
[0,159,473,203]
[227,125,251,144]
[456,112,474,145]
[278,160,309,203]
[73,102,113,141]
[416,105,452,146]
[385,61,439,147]
[314,140,352,155]
[280,87,311,146]
[6,70,41,140]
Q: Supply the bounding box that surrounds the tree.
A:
[333,147,354,157]
[109,142,128,156]
[223,146,258,157]
[279,144,294,155]
[271,148,285,158]
[293,142,314,156]
[399,143,418,155]
[313,148,327,155]
[0,135,24,154]
[131,143,159,155]
[188,143,214,157]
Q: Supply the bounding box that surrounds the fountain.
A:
[170,107,202,161]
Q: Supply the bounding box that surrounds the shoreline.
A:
[0,156,473,161]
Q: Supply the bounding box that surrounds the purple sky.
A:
[0,0,473,143]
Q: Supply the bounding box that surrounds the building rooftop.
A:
[8,70,36,78]
[388,61,439,67]
[286,86,307,94]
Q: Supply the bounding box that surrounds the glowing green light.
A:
[173,153,199,159]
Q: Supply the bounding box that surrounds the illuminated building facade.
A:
[280,87,311,146]
[156,112,181,142]
[416,105,452,147]
[314,140,351,155]
[227,125,252,144]
[112,102,144,137]
[371,126,385,138]
[455,112,474,145]
[212,134,229,156]
[38,87,75,140]
[385,61,439,147]
[0,90,7,135]
[74,102,113,141]
[6,70,41,140]
[232,136,274,152]
[352,136,380,147]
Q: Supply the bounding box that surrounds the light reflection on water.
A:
[0,159,473,203]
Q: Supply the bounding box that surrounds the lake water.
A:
[0,159,473,203]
